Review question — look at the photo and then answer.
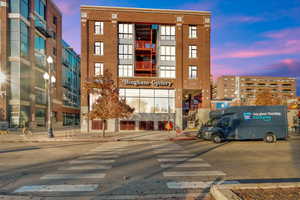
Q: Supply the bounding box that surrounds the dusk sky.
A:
[53,0,300,96]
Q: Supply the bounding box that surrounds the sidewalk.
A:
[0,128,198,143]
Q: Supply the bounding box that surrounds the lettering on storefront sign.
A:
[122,80,173,87]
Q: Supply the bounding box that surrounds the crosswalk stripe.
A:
[158,158,203,162]
[160,163,211,168]
[154,148,183,150]
[79,155,119,159]
[91,149,123,152]
[167,181,213,189]
[69,160,115,164]
[14,185,99,193]
[163,171,226,177]
[157,154,197,157]
[58,165,112,170]
[153,150,189,153]
[40,173,106,179]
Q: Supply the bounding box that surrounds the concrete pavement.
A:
[1,136,300,199]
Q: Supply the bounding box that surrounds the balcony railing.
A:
[135,61,154,71]
[135,41,156,51]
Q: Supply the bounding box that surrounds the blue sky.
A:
[54,0,300,96]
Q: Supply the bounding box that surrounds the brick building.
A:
[0,0,80,128]
[216,76,297,103]
[80,6,211,132]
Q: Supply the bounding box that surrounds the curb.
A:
[210,182,300,200]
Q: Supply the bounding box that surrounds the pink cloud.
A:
[229,16,265,23]
[53,1,81,15]
[265,27,300,39]
[179,0,219,11]
[215,27,300,59]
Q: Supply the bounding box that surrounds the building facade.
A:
[81,6,211,132]
[0,0,79,128]
[61,40,80,126]
[216,76,297,103]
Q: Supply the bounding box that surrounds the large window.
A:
[34,35,46,54]
[95,21,104,35]
[9,19,29,58]
[160,46,176,61]
[189,66,198,79]
[94,42,104,55]
[119,89,175,113]
[159,66,176,78]
[189,25,197,38]
[20,21,29,57]
[95,63,104,76]
[189,45,197,58]
[9,0,29,19]
[119,24,133,39]
[119,65,133,77]
[119,44,133,59]
[35,0,46,19]
[160,25,176,40]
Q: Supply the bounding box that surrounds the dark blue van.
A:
[198,106,288,143]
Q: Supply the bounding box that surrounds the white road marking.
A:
[79,155,119,159]
[167,181,213,189]
[154,148,183,150]
[158,158,203,162]
[40,173,106,179]
[58,165,112,170]
[163,171,226,177]
[160,163,211,168]
[69,160,115,164]
[153,150,189,153]
[157,154,196,157]
[14,185,98,193]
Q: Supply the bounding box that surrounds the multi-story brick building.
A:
[0,0,80,128]
[216,76,297,103]
[80,6,211,132]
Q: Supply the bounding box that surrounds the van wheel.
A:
[264,133,276,143]
[211,134,222,143]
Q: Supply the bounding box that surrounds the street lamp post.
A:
[44,56,55,138]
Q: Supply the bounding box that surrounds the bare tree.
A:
[85,70,134,136]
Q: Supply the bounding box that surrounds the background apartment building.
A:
[0,0,80,128]
[216,76,297,103]
[81,6,211,132]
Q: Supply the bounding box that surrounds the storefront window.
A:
[140,89,154,97]
[126,98,140,113]
[140,98,155,113]
[155,90,169,97]
[125,89,140,97]
[116,89,175,114]
[155,98,169,113]
[36,109,46,127]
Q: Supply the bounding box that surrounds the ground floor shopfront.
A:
[83,87,210,133]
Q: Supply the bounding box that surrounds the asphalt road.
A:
[1,138,300,200]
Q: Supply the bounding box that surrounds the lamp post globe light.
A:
[44,56,55,138]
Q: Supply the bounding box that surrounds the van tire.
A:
[264,133,276,143]
[211,134,222,143]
